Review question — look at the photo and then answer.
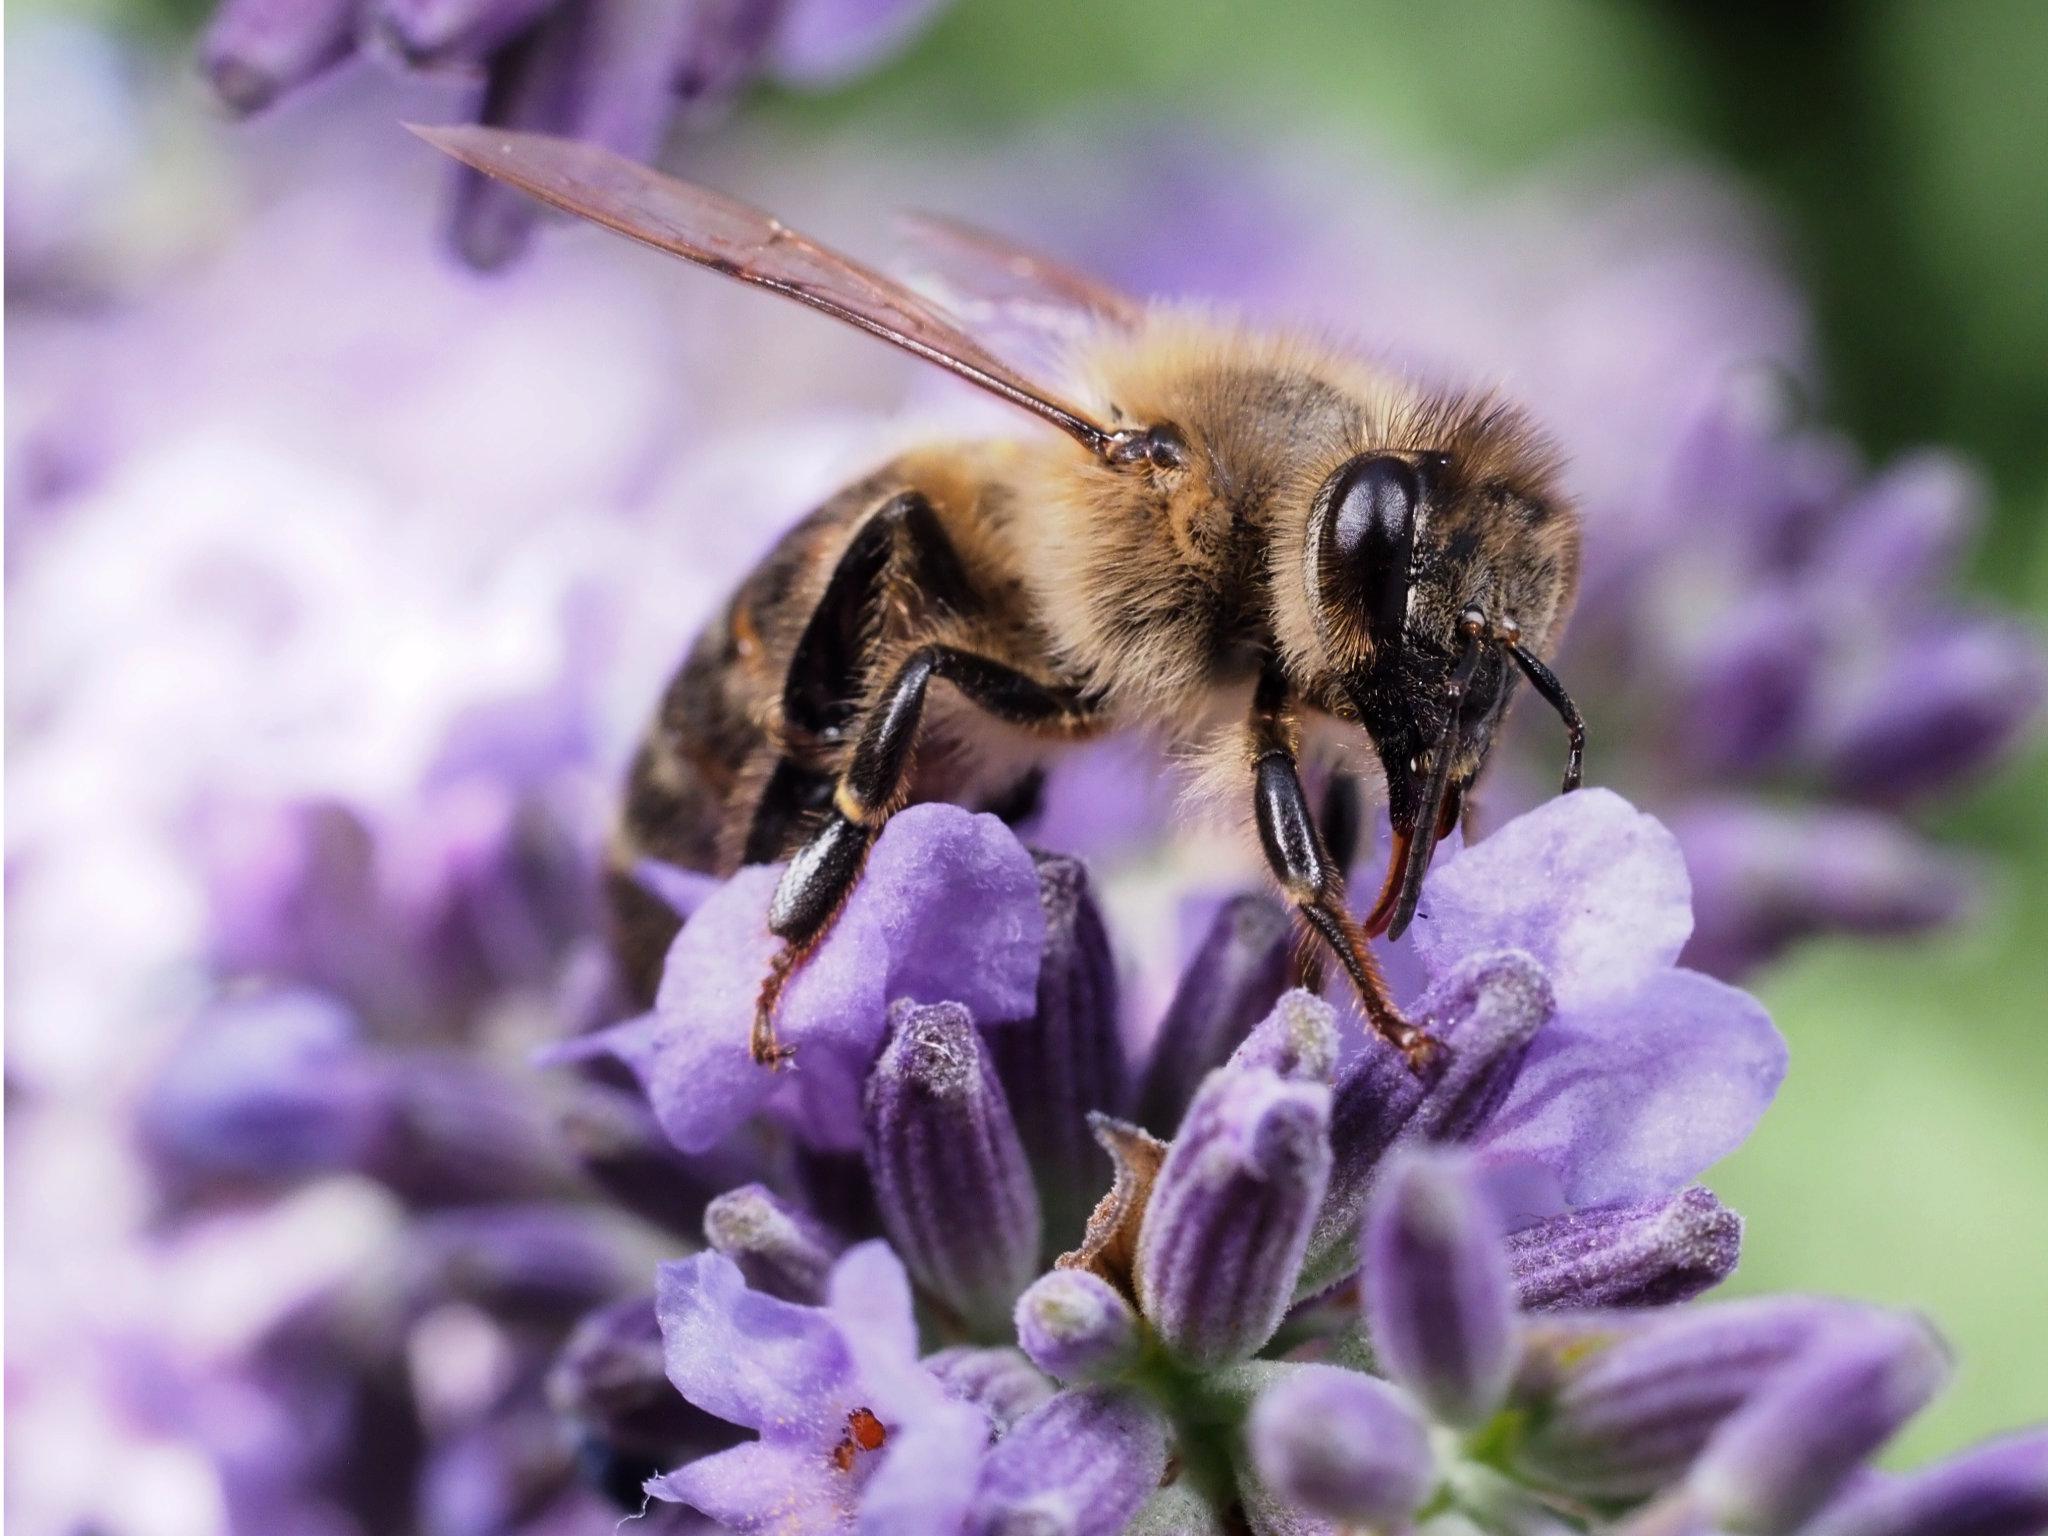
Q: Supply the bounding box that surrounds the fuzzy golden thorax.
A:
[1010,315,1579,781]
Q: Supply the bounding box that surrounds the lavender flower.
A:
[648,1241,989,1532]
[199,0,953,267]
[13,33,2047,1535]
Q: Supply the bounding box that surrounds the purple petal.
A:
[655,1252,851,1433]
[549,1296,734,1466]
[555,805,1042,1156]
[1413,788,1692,1012]
[1361,1150,1519,1427]
[968,1386,1170,1536]
[650,1438,846,1531]
[1691,1312,1951,1536]
[1248,1364,1436,1528]
[1478,966,1785,1213]
[825,1240,946,1425]
[858,1397,992,1536]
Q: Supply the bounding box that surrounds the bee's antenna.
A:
[1505,640,1586,793]
[1386,613,1487,941]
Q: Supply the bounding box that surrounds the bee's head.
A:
[1302,435,1583,938]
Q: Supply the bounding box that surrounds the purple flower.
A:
[650,1240,989,1533]
[550,803,1044,1155]
[198,0,955,267]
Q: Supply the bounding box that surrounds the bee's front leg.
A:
[1247,662,1439,1073]
[753,644,1091,1066]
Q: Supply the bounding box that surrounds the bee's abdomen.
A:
[606,604,782,999]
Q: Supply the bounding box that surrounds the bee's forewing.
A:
[410,124,1119,455]
[892,211,1144,369]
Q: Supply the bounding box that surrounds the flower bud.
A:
[1692,1312,1951,1536]
[1227,989,1339,1083]
[1248,1363,1435,1528]
[201,0,358,116]
[1136,1068,1331,1369]
[1508,1186,1743,1311]
[985,854,1127,1251]
[1802,1428,2048,1536]
[372,0,556,68]
[1300,951,1551,1298]
[1135,893,1295,1133]
[1820,619,2045,806]
[864,999,1042,1335]
[968,1386,1171,1536]
[702,1183,841,1303]
[1016,1271,1141,1383]
[1517,1296,1868,1500]
[1361,1150,1519,1428]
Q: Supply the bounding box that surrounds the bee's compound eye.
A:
[1323,454,1420,641]
[1145,423,1188,470]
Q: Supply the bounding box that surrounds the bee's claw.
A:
[1395,1025,1443,1077]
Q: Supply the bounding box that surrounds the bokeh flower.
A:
[199,0,955,268]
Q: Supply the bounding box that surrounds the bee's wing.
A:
[893,212,1145,371]
[411,125,1121,457]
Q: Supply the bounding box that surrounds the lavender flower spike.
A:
[1362,1148,1519,1428]
[865,998,1043,1336]
[1248,1363,1436,1529]
[1506,1186,1744,1311]
[1016,1270,1142,1384]
[1802,1428,2048,1536]
[1691,1311,1952,1536]
[703,1183,842,1303]
[968,1385,1171,1536]
[1135,1065,1332,1370]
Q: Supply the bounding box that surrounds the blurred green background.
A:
[88,0,2048,1451]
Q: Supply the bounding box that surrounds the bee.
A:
[416,126,1587,1071]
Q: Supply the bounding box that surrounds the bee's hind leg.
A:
[752,644,1094,1066]
[1246,662,1439,1074]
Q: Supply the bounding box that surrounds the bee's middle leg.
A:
[754,645,1089,1065]
[1247,663,1438,1072]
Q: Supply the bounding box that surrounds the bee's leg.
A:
[754,644,1091,1065]
[1248,667,1439,1072]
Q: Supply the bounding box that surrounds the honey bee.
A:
[416,126,1587,1071]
